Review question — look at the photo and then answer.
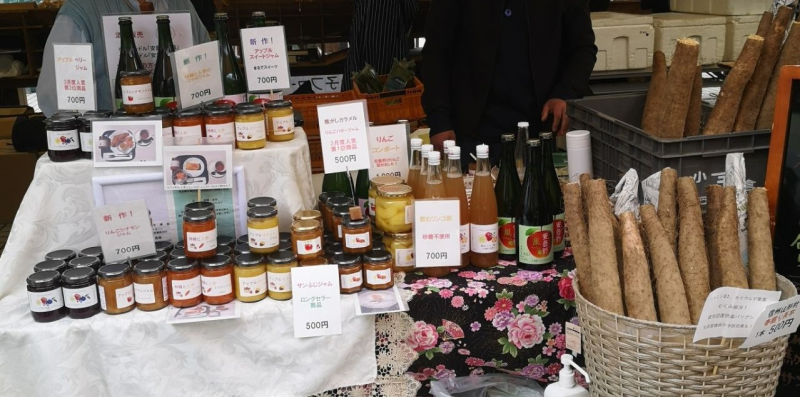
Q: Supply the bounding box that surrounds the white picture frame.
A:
[163,145,234,191]
[92,117,164,168]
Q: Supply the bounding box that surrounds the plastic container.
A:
[724,15,762,62]
[566,130,592,183]
[669,0,772,16]
[653,13,726,66]
[590,12,654,71]
[544,354,590,397]
[352,76,425,125]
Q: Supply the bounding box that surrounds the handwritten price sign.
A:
[92,199,156,263]
[317,100,371,173]
[241,26,291,91]
[368,124,409,181]
[54,44,96,111]
[291,266,342,338]
[413,200,461,268]
[171,41,224,109]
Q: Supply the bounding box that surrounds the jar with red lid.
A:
[200,255,235,304]
[183,209,217,260]
[45,117,81,162]
[173,108,205,146]
[167,258,202,307]
[204,105,236,145]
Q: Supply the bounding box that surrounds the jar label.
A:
[395,248,415,268]
[553,213,566,251]
[79,131,93,153]
[267,271,292,293]
[201,274,233,297]
[206,122,236,144]
[498,217,516,255]
[405,205,414,225]
[238,273,267,297]
[28,288,64,313]
[517,224,554,265]
[345,231,370,249]
[460,224,470,254]
[368,197,376,218]
[162,126,174,146]
[98,285,106,310]
[337,225,343,239]
[47,129,79,151]
[186,229,218,252]
[470,223,499,254]
[64,285,98,309]
[173,125,203,146]
[271,114,295,136]
[296,236,322,255]
[236,120,266,142]
[172,275,201,300]
[162,276,168,301]
[116,284,135,309]
[366,268,392,286]
[121,83,153,105]
[133,282,156,304]
[340,272,363,289]
[248,226,279,249]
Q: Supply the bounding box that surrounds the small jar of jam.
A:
[293,210,322,229]
[333,254,363,294]
[78,112,110,160]
[368,176,403,218]
[173,108,205,146]
[200,255,235,305]
[26,270,67,322]
[291,220,323,260]
[45,117,81,162]
[325,242,344,261]
[204,105,236,145]
[362,250,394,290]
[34,259,68,274]
[301,257,329,267]
[342,215,373,254]
[383,232,415,272]
[376,184,414,233]
[78,246,104,262]
[183,209,217,260]
[170,248,187,260]
[267,251,297,301]
[234,254,267,302]
[132,261,169,311]
[248,196,277,209]
[235,103,267,150]
[167,258,202,308]
[318,191,346,232]
[68,256,101,272]
[185,201,216,218]
[120,69,155,114]
[234,243,251,257]
[45,249,77,263]
[154,107,173,146]
[97,264,136,315]
[155,241,174,254]
[62,267,101,319]
[247,206,280,255]
[265,100,295,142]
[331,206,350,241]
[325,234,340,248]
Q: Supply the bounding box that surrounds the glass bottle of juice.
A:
[442,139,455,168]
[470,144,499,268]
[514,121,529,178]
[423,151,447,199]
[496,134,522,261]
[416,144,433,199]
[517,139,554,267]
[540,132,565,256]
[114,17,144,110]
[444,146,470,267]
[355,168,370,217]
[152,15,176,108]
[407,138,423,195]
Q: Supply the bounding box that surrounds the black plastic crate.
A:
[567,93,771,204]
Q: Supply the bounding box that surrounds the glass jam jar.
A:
[78,246,104,261]
[265,100,295,141]
[170,248,187,260]
[34,259,68,274]
[248,196,277,209]
[26,270,67,323]
[293,210,322,228]
[154,107,173,146]
[266,251,297,301]
[138,250,168,264]
[61,267,101,319]
[291,220,323,260]
[173,108,205,146]
[97,264,136,315]
[342,215,373,254]
[301,257,329,267]
[155,241,174,254]
[200,255,235,305]
[376,184,414,233]
[204,105,236,145]
[185,201,216,217]
[45,249,77,263]
[333,254,363,294]
[45,117,81,162]
[332,206,350,242]
[132,261,169,311]
[280,232,292,243]
[120,69,155,114]
[235,103,267,150]
[216,245,232,258]
[368,176,403,218]
[383,232,415,272]
[234,243,251,257]
[167,258,202,308]
[318,191,346,233]
[78,113,108,160]
[325,242,344,261]
[183,209,217,260]
[217,236,236,249]
[234,254,267,302]
[247,206,279,255]
[68,257,101,272]
[362,250,394,290]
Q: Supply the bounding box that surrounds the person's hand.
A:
[542,99,570,136]
[430,130,456,153]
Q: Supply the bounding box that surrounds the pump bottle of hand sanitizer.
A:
[543,354,590,397]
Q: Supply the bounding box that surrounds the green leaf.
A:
[496,289,514,300]
[425,350,435,360]
[512,309,519,316]
[531,354,549,365]
[508,344,518,357]
[544,332,553,340]
[498,337,509,345]
[524,306,535,316]
[498,218,509,226]
[437,326,446,333]
[525,227,535,236]
[429,287,440,292]
[432,347,442,353]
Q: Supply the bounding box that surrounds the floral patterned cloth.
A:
[402,258,578,395]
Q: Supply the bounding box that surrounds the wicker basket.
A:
[574,275,796,397]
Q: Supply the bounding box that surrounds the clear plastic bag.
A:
[429,374,544,397]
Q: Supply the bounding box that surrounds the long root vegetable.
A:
[684,65,703,137]
[658,39,700,138]
[619,211,657,321]
[564,183,593,301]
[677,177,711,324]
[717,187,749,288]
[756,11,774,38]
[757,21,800,130]
[706,185,724,290]
[657,168,678,254]
[580,173,591,213]
[586,179,624,315]
[747,188,777,291]
[642,51,668,134]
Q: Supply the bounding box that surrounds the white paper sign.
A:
[693,287,782,342]
[241,26,291,91]
[368,124,409,181]
[413,200,461,268]
[92,199,157,263]
[740,295,800,348]
[54,44,96,111]
[171,41,224,109]
[292,266,343,338]
[317,100,371,173]
[282,74,343,95]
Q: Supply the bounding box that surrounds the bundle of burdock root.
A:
[565,171,777,325]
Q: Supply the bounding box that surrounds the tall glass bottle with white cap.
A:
[424,151,447,199]
[442,139,455,168]
[407,138,423,195]
[470,144,499,268]
[416,144,433,199]
[514,121,530,178]
[444,146,470,267]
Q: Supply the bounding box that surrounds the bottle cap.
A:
[428,151,441,165]
[539,131,553,139]
[501,133,515,142]
[410,138,422,148]
[527,139,541,147]
[476,144,489,158]
[443,140,455,151]
[449,146,461,159]
[421,144,433,156]
[566,130,591,150]
[517,121,529,128]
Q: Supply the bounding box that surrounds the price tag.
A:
[171,41,224,109]
[566,322,582,355]
[693,287,781,342]
[317,100,371,173]
[368,124,409,181]
[413,200,461,268]
[240,26,291,92]
[92,200,156,263]
[291,266,342,338]
[741,294,800,348]
[54,44,96,111]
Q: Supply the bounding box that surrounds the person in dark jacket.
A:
[421,0,597,160]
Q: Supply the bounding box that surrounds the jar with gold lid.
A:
[247,206,279,255]
[266,251,297,300]
[300,257,329,267]
[376,184,414,233]
[235,103,267,150]
[293,209,322,229]
[342,215,372,254]
[120,69,154,115]
[362,250,394,290]
[291,220,323,260]
[333,254,363,294]
[383,232,415,273]
[265,100,295,142]
[368,176,403,218]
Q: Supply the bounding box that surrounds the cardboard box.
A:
[0,140,38,224]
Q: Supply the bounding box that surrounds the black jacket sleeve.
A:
[550,0,597,100]
[420,0,459,136]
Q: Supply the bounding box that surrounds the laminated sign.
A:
[54,44,96,111]
[241,26,291,91]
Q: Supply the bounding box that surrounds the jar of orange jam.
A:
[173,108,205,146]
[183,210,217,260]
[120,69,154,115]
[291,220,323,260]
[204,105,235,145]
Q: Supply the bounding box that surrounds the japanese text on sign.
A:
[317,100,371,173]
[170,42,224,109]
[54,44,96,111]
[693,287,782,342]
[414,200,461,268]
[92,200,157,263]
[292,266,342,338]
[741,294,800,348]
[368,124,409,180]
[241,26,291,91]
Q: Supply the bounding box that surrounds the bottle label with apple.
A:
[267,272,292,293]
[296,237,322,255]
[154,97,176,108]
[470,223,498,253]
[115,284,135,309]
[236,121,266,141]
[121,84,153,105]
[64,285,98,309]
[517,224,554,265]
[553,213,566,251]
[498,217,516,255]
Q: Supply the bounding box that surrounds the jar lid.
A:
[34,260,67,273]
[293,210,321,221]
[176,240,185,249]
[326,243,344,257]
[278,241,292,252]
[84,110,113,117]
[332,253,361,268]
[235,253,264,267]
[370,176,403,189]
[216,245,232,256]
[105,259,132,267]
[155,241,174,252]
[372,240,386,251]
[342,215,370,227]
[292,220,320,232]
[176,108,203,118]
[79,246,104,258]
[362,249,392,264]
[45,118,76,130]
[27,270,61,287]
[327,196,354,208]
[264,100,292,109]
[185,201,215,213]
[237,234,248,245]
[170,248,187,260]
[68,256,100,269]
[248,196,277,208]
[501,133,515,142]
[201,254,232,269]
[332,206,351,217]
[121,69,150,78]
[133,260,166,275]
[318,191,345,204]
[384,231,412,240]
[98,263,131,278]
[235,103,263,115]
[247,206,277,219]
[184,209,214,222]
[204,104,234,116]
[62,267,96,285]
[378,184,412,198]
[267,251,297,265]
[45,249,77,262]
[301,258,328,266]
[233,243,251,256]
[139,250,168,262]
[166,258,198,272]
[539,131,553,139]
[217,235,235,247]
[279,232,291,243]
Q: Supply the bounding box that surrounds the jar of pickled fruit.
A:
[235,103,266,150]
[376,184,414,233]
[265,100,295,142]
[368,176,402,218]
[383,232,415,273]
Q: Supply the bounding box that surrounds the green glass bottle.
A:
[540,132,565,255]
[322,172,355,198]
[495,134,522,260]
[355,168,370,217]
[152,15,176,108]
[251,11,267,27]
[214,13,247,105]
[114,17,144,111]
[516,139,554,267]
